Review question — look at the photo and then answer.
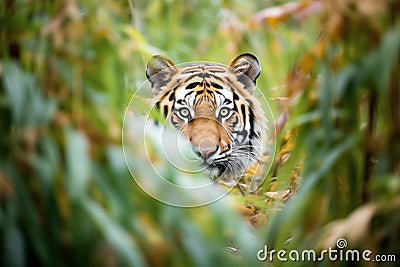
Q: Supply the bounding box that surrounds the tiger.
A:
[146,53,267,182]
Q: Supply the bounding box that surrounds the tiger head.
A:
[146,53,266,180]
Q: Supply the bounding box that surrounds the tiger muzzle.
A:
[196,138,217,160]
[182,117,230,162]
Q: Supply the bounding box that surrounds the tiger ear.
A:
[230,53,261,86]
[146,55,177,96]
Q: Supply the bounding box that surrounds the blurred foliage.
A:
[0,0,399,267]
[262,1,400,266]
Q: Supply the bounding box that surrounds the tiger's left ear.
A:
[230,53,261,87]
[146,55,178,96]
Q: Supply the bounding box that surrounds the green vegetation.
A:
[1,0,399,266]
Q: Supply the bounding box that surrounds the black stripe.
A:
[249,108,255,140]
[185,82,200,90]
[168,91,175,101]
[206,89,213,95]
[214,90,225,97]
[211,82,223,89]
[240,104,246,122]
[233,92,240,101]
[163,105,168,117]
[223,99,232,105]
[207,69,226,73]
[240,104,254,142]
[184,91,194,99]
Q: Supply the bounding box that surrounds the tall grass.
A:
[1,0,399,267]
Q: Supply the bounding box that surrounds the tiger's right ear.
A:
[146,55,177,96]
[230,53,261,85]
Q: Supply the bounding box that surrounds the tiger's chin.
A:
[203,163,226,180]
[203,160,246,182]
[202,152,257,183]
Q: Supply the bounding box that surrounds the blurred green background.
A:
[1,0,399,266]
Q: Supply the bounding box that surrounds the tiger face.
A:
[146,53,266,180]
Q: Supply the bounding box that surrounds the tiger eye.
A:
[219,107,230,118]
[178,107,190,118]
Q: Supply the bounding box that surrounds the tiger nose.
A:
[196,138,217,160]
